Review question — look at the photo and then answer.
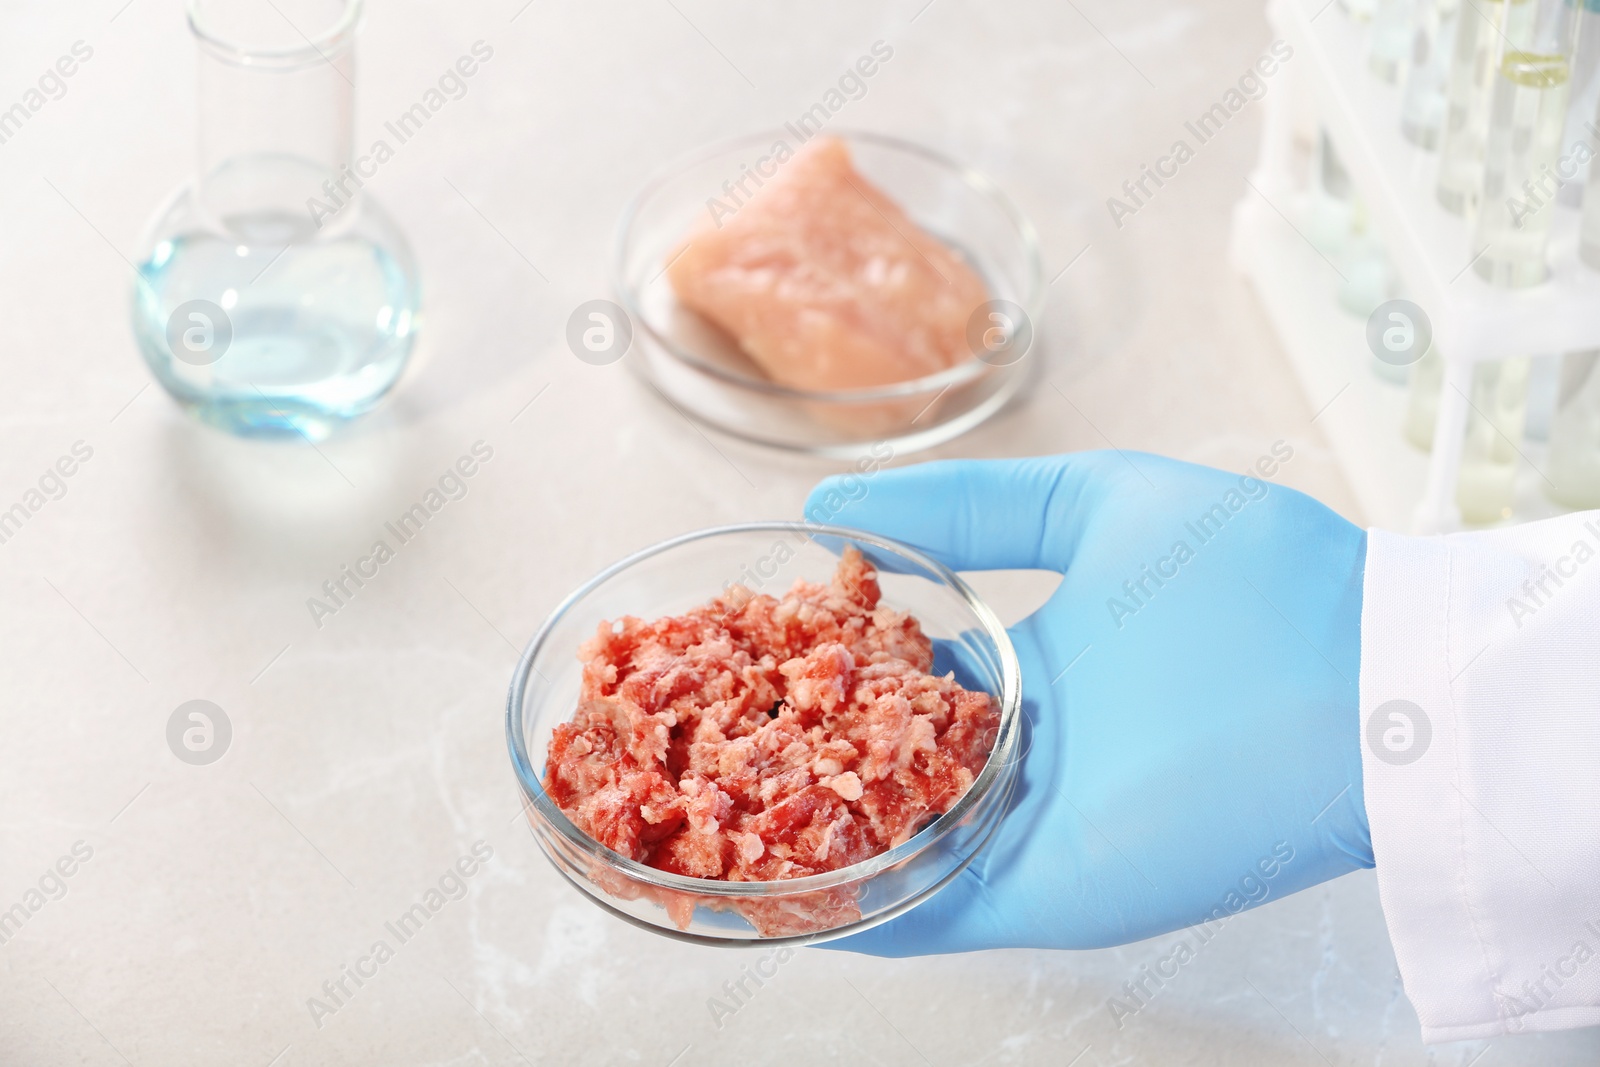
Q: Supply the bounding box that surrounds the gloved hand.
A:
[803,450,1373,954]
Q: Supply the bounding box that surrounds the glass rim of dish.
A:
[505,521,1024,899]
[610,128,1045,404]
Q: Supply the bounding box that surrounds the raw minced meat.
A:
[543,547,998,935]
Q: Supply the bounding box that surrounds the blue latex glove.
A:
[803,451,1372,954]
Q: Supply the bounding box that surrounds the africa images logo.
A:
[1365,699,1431,766]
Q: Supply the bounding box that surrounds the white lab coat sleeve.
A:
[1360,512,1600,1043]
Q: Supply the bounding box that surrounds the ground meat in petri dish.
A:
[542,546,998,936]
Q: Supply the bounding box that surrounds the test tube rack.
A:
[1231,0,1600,532]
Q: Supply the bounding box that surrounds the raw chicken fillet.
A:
[666,136,991,391]
[543,547,999,936]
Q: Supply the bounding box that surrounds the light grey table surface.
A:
[2,1,1596,1064]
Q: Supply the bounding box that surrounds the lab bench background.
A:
[0,1,1594,1065]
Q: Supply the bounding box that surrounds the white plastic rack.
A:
[1232,0,1600,531]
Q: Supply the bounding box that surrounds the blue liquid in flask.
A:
[132,199,420,440]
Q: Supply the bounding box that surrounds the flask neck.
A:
[188,0,361,242]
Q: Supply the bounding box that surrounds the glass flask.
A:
[1546,349,1600,506]
[1456,357,1533,522]
[1437,0,1536,215]
[131,0,420,439]
[1371,0,1420,82]
[1472,0,1581,286]
[1400,0,1461,148]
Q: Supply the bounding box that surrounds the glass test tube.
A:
[1473,0,1582,287]
[1524,352,1562,440]
[1457,357,1533,522]
[1546,349,1600,506]
[1406,352,1540,521]
[1406,344,1446,448]
[1556,1,1600,207]
[1585,148,1600,263]
[1574,7,1600,265]
[1401,0,1461,147]
[1306,130,1358,255]
[1337,200,1397,319]
[1438,0,1537,215]
[1372,0,1421,82]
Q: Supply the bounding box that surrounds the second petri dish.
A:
[612,131,1044,457]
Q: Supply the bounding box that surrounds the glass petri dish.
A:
[612,131,1044,457]
[506,523,1024,946]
